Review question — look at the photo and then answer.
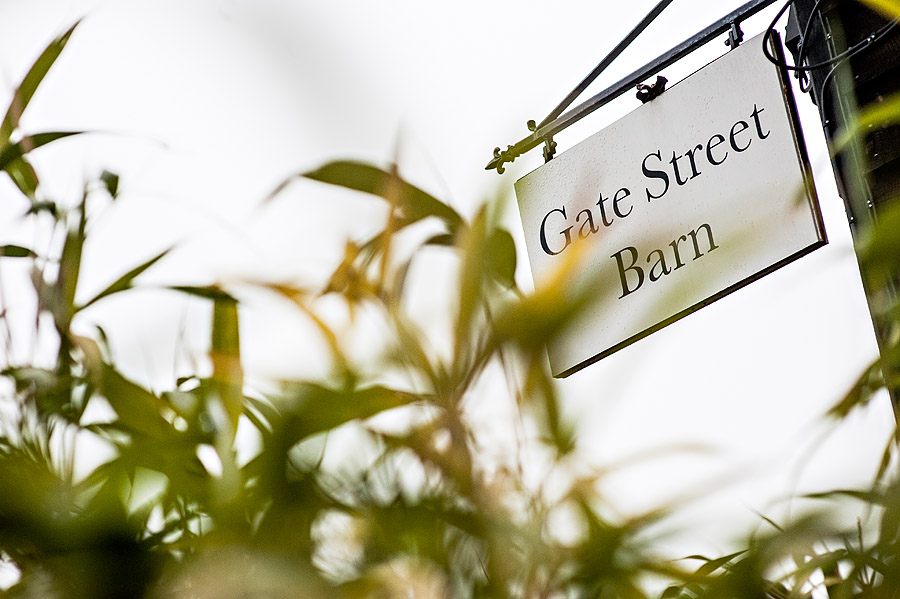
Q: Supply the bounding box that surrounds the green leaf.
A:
[176,375,197,388]
[829,89,900,207]
[0,451,74,553]
[423,232,455,247]
[859,200,900,291]
[356,498,485,569]
[53,192,88,333]
[693,550,746,577]
[3,367,72,417]
[280,383,421,443]
[78,247,170,311]
[660,586,683,599]
[491,268,593,357]
[243,396,278,437]
[526,359,574,456]
[296,160,463,232]
[0,244,36,258]
[0,22,79,143]
[169,285,237,303]
[0,131,84,172]
[211,296,243,432]
[91,362,169,437]
[25,200,58,218]
[5,157,39,199]
[856,0,900,19]
[485,228,517,289]
[95,325,113,361]
[454,206,488,361]
[803,488,889,505]
[827,359,883,419]
[100,169,119,198]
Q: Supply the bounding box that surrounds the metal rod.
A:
[538,0,676,129]
[487,0,781,173]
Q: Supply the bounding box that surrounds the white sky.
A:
[0,0,893,559]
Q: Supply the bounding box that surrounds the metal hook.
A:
[543,138,558,162]
[636,75,668,103]
[725,20,744,48]
[529,120,557,162]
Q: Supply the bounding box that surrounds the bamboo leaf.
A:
[280,383,420,443]
[693,550,746,577]
[95,365,169,437]
[491,272,592,354]
[100,169,120,199]
[0,244,36,258]
[211,297,243,433]
[833,90,900,154]
[78,247,171,311]
[73,335,168,437]
[25,200,58,218]
[169,285,237,303]
[856,0,900,19]
[803,489,888,505]
[660,586,683,599]
[0,22,79,143]
[525,359,574,456]
[859,200,900,289]
[485,228,517,289]
[827,358,883,419]
[5,157,39,199]
[0,131,84,172]
[54,191,88,333]
[3,367,72,418]
[454,206,488,362]
[424,232,455,247]
[291,160,463,232]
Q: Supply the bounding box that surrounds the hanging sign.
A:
[514,33,826,378]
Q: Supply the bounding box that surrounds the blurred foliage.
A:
[859,0,900,19]
[1,16,900,599]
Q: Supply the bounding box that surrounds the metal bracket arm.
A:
[486,0,779,173]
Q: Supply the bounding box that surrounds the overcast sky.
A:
[0,0,892,557]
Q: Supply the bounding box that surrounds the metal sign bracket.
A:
[726,20,745,48]
[486,0,780,174]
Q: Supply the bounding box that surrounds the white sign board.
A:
[514,34,826,378]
